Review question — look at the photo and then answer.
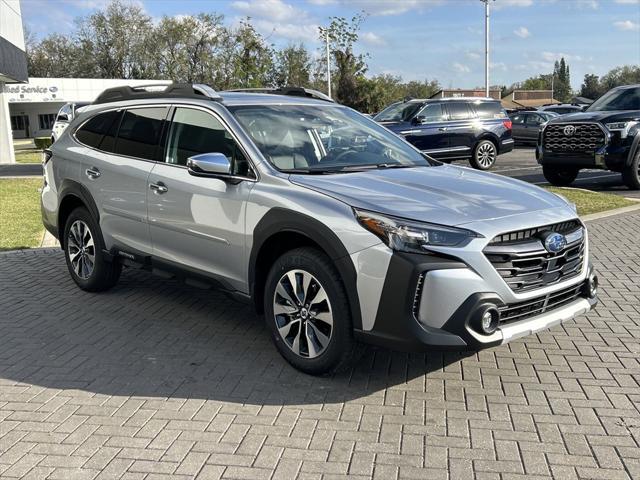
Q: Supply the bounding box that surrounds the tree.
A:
[600,65,640,91]
[225,19,274,89]
[553,57,571,102]
[319,13,368,107]
[580,74,601,100]
[271,43,312,88]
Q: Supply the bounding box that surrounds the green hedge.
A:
[34,137,53,150]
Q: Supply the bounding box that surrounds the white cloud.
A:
[615,0,639,3]
[541,51,582,62]
[250,18,319,42]
[614,20,640,31]
[453,62,471,74]
[513,26,531,38]
[575,0,598,8]
[360,31,386,46]
[493,0,533,8]
[307,0,337,4]
[232,0,304,22]
[491,62,507,71]
[465,50,481,60]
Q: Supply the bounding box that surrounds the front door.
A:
[524,113,545,142]
[147,106,256,289]
[401,103,449,155]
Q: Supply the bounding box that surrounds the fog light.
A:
[587,272,598,298]
[475,306,500,335]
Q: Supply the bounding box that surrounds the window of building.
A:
[10,116,26,131]
[166,107,250,176]
[114,107,167,160]
[39,114,56,130]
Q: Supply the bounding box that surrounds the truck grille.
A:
[484,221,585,293]
[543,123,605,152]
[499,283,583,325]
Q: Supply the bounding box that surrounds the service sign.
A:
[3,83,64,103]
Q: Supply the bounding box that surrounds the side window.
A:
[526,114,543,125]
[474,102,502,119]
[166,108,251,176]
[114,107,167,161]
[75,110,121,150]
[415,103,446,123]
[446,102,472,120]
[510,114,525,124]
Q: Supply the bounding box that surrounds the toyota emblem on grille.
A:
[542,232,567,253]
[563,125,577,136]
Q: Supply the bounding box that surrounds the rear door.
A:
[524,113,546,141]
[147,106,256,289]
[441,102,476,157]
[509,113,527,141]
[76,106,168,253]
[399,103,449,155]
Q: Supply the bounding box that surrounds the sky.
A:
[20,0,640,90]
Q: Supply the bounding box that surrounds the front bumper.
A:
[536,144,630,171]
[354,250,597,352]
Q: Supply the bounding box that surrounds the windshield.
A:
[588,87,640,112]
[373,101,424,122]
[230,104,432,174]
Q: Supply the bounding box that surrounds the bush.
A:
[34,137,52,150]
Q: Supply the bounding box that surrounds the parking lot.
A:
[1,207,639,479]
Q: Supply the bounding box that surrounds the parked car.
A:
[374,98,514,170]
[538,104,584,115]
[51,102,90,142]
[41,83,598,374]
[537,84,640,189]
[509,111,558,145]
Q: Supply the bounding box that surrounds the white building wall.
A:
[0,0,24,50]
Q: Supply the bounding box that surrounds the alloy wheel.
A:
[476,142,496,168]
[67,220,95,280]
[272,269,333,359]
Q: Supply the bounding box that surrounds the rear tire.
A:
[542,166,579,186]
[263,247,354,375]
[470,140,497,170]
[622,150,640,190]
[63,207,121,292]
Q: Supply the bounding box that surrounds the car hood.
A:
[548,110,640,123]
[290,165,570,226]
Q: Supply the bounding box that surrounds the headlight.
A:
[354,209,481,252]
[605,121,638,138]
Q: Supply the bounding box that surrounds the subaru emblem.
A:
[543,232,567,253]
[563,125,576,136]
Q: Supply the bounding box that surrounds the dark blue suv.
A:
[374,98,514,170]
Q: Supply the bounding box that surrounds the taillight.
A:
[502,119,512,130]
[43,149,53,165]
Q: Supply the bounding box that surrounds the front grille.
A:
[543,123,605,152]
[484,221,585,293]
[499,283,583,325]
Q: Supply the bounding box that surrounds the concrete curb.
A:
[582,202,640,222]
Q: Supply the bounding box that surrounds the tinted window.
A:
[473,102,503,119]
[374,101,424,122]
[415,103,446,123]
[589,86,640,112]
[75,110,121,149]
[166,108,250,176]
[447,102,473,120]
[526,114,544,125]
[509,114,525,124]
[114,108,167,160]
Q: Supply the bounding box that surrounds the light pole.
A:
[325,30,331,98]
[480,0,494,97]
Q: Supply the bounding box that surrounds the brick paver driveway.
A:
[1,212,639,480]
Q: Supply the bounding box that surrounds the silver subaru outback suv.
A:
[41,83,598,374]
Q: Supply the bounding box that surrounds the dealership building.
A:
[0,0,28,164]
[6,78,172,141]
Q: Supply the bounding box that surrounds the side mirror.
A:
[412,116,426,125]
[187,152,231,178]
[57,113,70,122]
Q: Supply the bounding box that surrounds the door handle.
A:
[438,127,448,132]
[85,167,101,179]
[149,182,168,194]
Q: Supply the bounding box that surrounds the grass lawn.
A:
[0,178,44,250]
[546,187,638,216]
[15,150,42,164]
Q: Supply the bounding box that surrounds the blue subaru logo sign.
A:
[543,232,567,253]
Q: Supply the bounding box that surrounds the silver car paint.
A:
[44,93,593,345]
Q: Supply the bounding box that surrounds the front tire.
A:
[622,150,640,190]
[63,207,121,292]
[263,247,354,375]
[542,166,579,186]
[470,140,497,170]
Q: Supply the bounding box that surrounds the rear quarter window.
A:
[75,110,121,150]
[473,102,504,119]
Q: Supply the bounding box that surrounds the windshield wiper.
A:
[337,163,418,172]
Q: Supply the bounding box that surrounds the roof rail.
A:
[93,83,222,105]
[225,87,335,103]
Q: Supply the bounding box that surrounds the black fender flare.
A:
[249,207,363,330]
[626,133,640,167]
[57,179,100,235]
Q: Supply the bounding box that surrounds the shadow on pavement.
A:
[0,250,471,405]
